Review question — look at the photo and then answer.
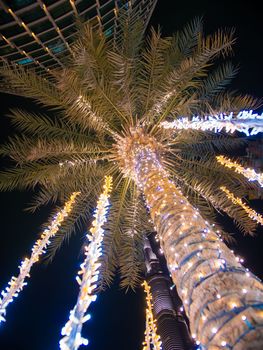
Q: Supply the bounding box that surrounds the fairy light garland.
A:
[74,95,102,127]
[142,281,162,350]
[220,186,263,226]
[161,110,263,136]
[59,176,112,350]
[217,155,263,187]
[75,95,96,119]
[0,192,80,323]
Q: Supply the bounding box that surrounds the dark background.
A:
[0,1,263,349]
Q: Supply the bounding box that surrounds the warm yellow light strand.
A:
[142,280,162,350]
[0,192,80,323]
[217,155,263,187]
[220,186,263,225]
[60,176,112,350]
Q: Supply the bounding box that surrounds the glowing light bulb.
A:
[231,302,237,309]
[212,327,217,334]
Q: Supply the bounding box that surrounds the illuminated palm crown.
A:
[0,13,261,293]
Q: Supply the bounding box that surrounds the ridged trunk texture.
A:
[133,147,263,350]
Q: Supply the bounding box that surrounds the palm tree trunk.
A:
[134,147,263,349]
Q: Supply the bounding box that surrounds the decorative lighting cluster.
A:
[60,176,112,350]
[0,192,80,323]
[150,90,174,115]
[220,186,263,226]
[115,127,164,179]
[217,155,263,187]
[73,95,113,134]
[128,141,263,349]
[58,159,92,168]
[75,95,102,126]
[75,95,95,117]
[161,110,263,136]
[142,281,162,350]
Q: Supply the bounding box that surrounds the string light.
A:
[161,110,263,136]
[60,176,112,350]
[217,155,263,187]
[142,281,162,350]
[0,192,80,323]
[74,95,105,129]
[220,186,263,225]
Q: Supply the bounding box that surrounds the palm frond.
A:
[97,177,132,290]
[208,91,260,114]
[169,129,246,156]
[118,188,152,290]
[118,231,145,291]
[0,134,108,164]
[58,69,116,133]
[0,63,61,107]
[8,108,82,139]
[68,23,130,126]
[139,27,173,117]
[197,62,238,101]
[147,28,235,128]
[176,17,203,58]
[0,162,64,191]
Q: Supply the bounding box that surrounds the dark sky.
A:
[0,1,263,349]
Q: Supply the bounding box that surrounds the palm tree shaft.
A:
[132,142,263,349]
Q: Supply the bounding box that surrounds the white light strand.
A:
[75,95,99,122]
[0,192,80,323]
[59,176,112,350]
[161,110,263,136]
[74,95,106,130]
[217,155,263,187]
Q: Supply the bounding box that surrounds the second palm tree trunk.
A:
[133,146,263,350]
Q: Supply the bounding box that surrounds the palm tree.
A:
[0,12,263,349]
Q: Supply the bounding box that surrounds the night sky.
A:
[0,1,263,349]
